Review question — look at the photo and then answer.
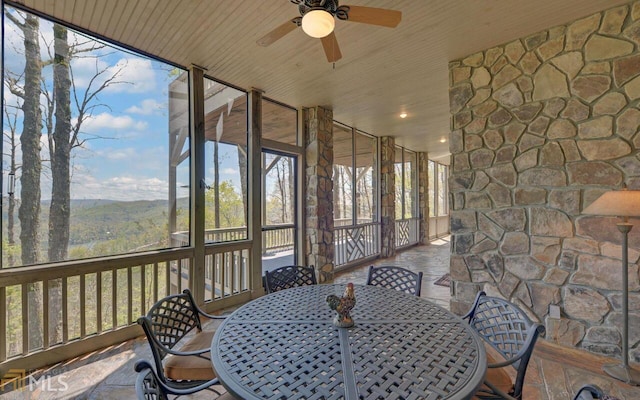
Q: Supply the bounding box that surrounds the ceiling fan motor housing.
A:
[258,1,399,62]
[291,0,350,20]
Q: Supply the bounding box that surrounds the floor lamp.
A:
[583,188,640,385]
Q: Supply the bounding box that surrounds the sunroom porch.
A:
[2,242,639,399]
[3,0,640,399]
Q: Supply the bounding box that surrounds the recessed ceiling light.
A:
[399,112,407,118]
[439,138,447,143]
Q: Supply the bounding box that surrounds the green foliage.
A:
[2,198,191,267]
[1,238,21,268]
[205,180,245,228]
[5,285,23,357]
[265,194,285,224]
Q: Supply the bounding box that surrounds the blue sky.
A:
[2,7,243,202]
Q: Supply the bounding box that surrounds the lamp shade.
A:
[583,190,640,217]
[301,9,335,38]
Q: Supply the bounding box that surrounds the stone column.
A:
[304,106,334,283]
[418,152,430,244]
[380,137,396,258]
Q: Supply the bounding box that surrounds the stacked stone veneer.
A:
[418,152,430,244]
[305,106,335,283]
[449,1,640,361]
[380,137,396,257]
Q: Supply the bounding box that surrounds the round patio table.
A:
[211,284,486,400]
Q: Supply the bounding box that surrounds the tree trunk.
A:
[18,14,43,350]
[238,146,248,227]
[288,157,294,223]
[277,161,286,222]
[7,118,17,267]
[47,24,72,344]
[333,166,340,220]
[340,168,344,220]
[214,141,220,228]
[48,24,72,263]
[7,158,16,267]
[18,15,42,266]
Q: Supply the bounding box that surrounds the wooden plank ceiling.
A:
[10,0,631,162]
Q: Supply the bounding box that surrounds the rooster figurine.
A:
[326,283,356,328]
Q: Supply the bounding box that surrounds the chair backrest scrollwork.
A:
[464,291,545,399]
[366,265,423,296]
[264,265,317,293]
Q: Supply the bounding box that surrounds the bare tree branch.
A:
[70,42,105,56]
[69,57,130,148]
[5,70,26,98]
[5,11,25,29]
[40,30,55,67]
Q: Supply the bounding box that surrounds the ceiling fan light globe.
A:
[302,10,335,38]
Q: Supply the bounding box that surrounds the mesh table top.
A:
[211,284,486,400]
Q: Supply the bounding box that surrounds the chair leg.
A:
[474,380,518,400]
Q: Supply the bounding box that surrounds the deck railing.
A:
[334,218,373,227]
[262,225,295,254]
[334,222,379,267]
[204,243,251,302]
[170,227,248,246]
[395,218,419,249]
[0,248,192,363]
[2,221,388,371]
[171,226,295,256]
[0,238,255,372]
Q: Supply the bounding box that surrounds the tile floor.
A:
[1,237,640,399]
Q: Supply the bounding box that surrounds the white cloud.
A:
[71,173,167,201]
[67,56,157,95]
[126,99,165,115]
[82,112,148,133]
[100,148,138,160]
[222,168,237,175]
[105,58,157,93]
[69,56,111,90]
[91,146,164,166]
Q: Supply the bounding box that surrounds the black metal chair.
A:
[572,384,620,400]
[134,359,235,399]
[365,265,423,296]
[463,291,545,400]
[572,384,603,400]
[136,289,226,389]
[264,265,317,293]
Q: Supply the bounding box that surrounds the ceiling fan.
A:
[257,0,402,63]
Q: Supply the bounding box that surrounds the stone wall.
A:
[418,152,430,244]
[305,106,335,283]
[380,137,396,257]
[449,1,640,361]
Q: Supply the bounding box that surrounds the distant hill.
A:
[2,197,189,252]
[69,198,170,245]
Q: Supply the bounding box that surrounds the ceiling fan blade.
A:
[321,32,342,63]
[257,18,299,46]
[344,6,401,27]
